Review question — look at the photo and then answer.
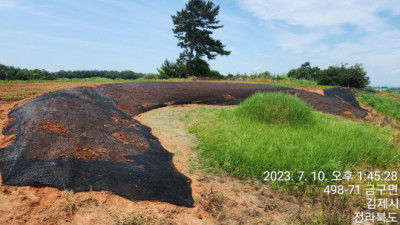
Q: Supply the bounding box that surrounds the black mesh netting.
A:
[323,87,365,110]
[0,82,367,207]
[0,87,193,206]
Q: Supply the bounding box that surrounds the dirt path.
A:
[0,103,317,224]
[135,105,317,224]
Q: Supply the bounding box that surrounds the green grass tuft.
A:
[235,92,314,126]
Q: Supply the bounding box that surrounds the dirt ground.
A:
[295,86,325,95]
[0,99,318,224]
[0,82,119,101]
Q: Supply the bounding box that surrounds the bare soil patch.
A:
[37,121,68,135]
[296,86,325,95]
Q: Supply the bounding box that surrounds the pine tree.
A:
[171,0,230,75]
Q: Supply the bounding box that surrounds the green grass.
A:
[188,92,400,186]
[358,92,400,121]
[236,92,314,126]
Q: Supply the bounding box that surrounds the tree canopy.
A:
[171,0,230,75]
[287,62,370,88]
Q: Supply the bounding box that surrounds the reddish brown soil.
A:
[3,118,15,128]
[296,86,325,95]
[117,104,129,111]
[0,132,16,149]
[223,94,236,100]
[111,116,130,124]
[0,82,121,101]
[39,121,68,135]
[60,147,105,161]
[112,133,135,145]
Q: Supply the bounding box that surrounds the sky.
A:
[0,0,399,86]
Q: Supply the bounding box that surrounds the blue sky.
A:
[0,0,399,86]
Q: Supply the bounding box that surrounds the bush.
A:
[191,57,211,77]
[287,62,320,80]
[208,70,223,78]
[157,59,187,79]
[143,73,159,80]
[235,92,314,126]
[275,75,290,81]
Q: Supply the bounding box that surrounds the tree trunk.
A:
[186,44,195,75]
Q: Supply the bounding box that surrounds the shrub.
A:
[143,73,159,80]
[235,92,314,126]
[275,75,290,81]
[157,59,187,79]
[383,89,393,94]
[287,62,320,80]
[208,70,223,78]
[191,57,211,77]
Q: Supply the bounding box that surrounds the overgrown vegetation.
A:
[358,92,400,121]
[236,92,314,126]
[287,62,370,88]
[188,92,399,186]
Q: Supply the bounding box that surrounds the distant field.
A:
[0,78,137,101]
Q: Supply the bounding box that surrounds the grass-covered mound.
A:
[235,92,314,126]
[188,92,399,184]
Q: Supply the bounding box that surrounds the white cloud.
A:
[275,30,326,54]
[238,0,400,79]
[238,0,399,29]
[0,0,50,16]
[220,12,250,26]
[392,69,400,74]
[0,0,18,9]
[253,65,261,72]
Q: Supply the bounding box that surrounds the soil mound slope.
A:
[0,87,193,206]
[0,82,367,207]
[99,82,367,118]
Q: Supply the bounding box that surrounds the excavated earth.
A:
[0,82,367,207]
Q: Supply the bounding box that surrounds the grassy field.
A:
[186,92,400,188]
[358,92,400,121]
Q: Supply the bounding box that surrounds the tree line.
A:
[0,64,144,80]
[287,62,370,88]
